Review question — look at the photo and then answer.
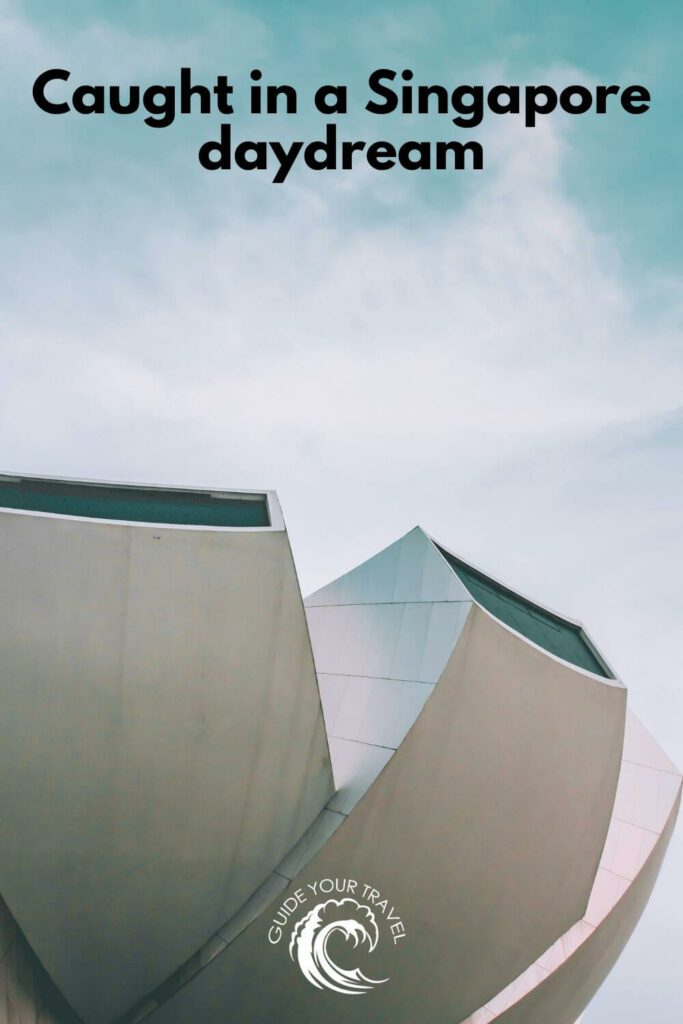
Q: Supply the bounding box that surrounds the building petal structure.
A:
[0,478,678,1024]
[0,474,334,1022]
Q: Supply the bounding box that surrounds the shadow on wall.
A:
[0,895,79,1023]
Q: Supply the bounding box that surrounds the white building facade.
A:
[0,476,678,1024]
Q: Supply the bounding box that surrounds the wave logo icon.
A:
[289,897,389,995]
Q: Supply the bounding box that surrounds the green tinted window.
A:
[436,546,609,678]
[0,478,270,528]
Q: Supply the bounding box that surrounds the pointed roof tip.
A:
[390,524,433,546]
[402,524,446,552]
[304,523,461,607]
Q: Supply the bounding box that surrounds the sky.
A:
[1,1,682,1020]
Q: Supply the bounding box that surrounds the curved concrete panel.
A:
[459,710,682,1023]
[0,479,334,1022]
[0,516,673,1024]
[305,528,474,813]
[478,788,679,1024]
[144,601,625,1024]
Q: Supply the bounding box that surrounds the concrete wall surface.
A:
[145,600,626,1024]
[0,516,676,1024]
[0,504,333,1022]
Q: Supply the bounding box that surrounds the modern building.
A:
[0,474,679,1024]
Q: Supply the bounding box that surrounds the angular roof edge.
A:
[425,531,619,682]
[0,471,283,532]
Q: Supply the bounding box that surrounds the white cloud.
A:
[2,116,681,582]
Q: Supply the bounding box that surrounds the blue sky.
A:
[1,1,682,1021]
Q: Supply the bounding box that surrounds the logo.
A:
[290,897,387,995]
[268,878,405,995]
